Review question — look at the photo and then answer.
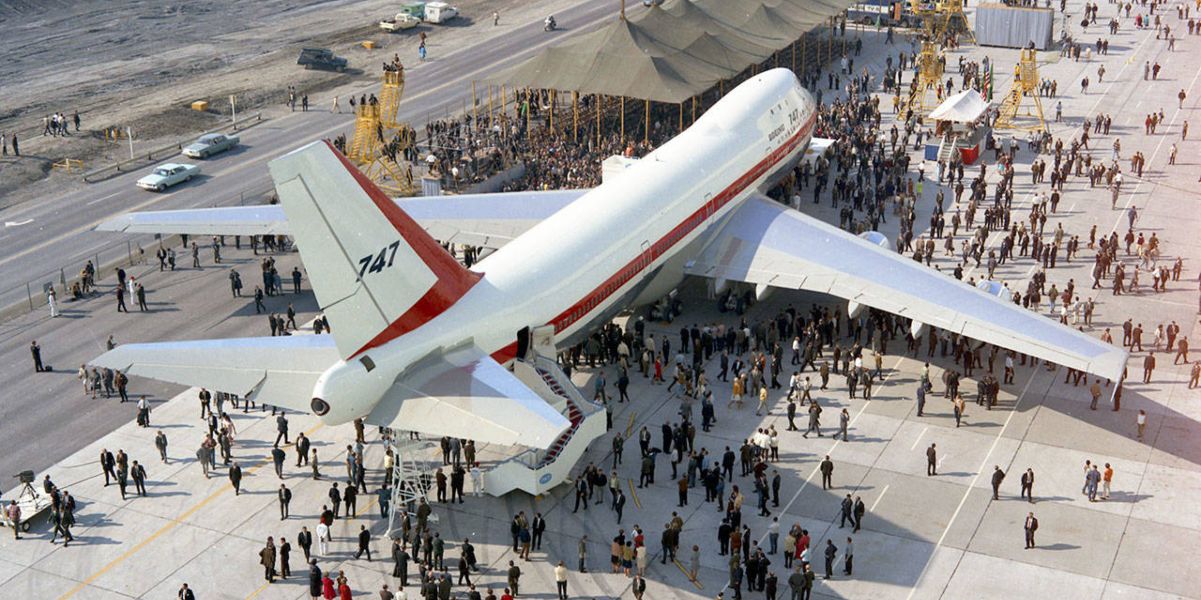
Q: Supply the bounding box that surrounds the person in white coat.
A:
[48,288,59,317]
[316,521,331,555]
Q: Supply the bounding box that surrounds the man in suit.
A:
[1020,469,1035,502]
[100,449,117,486]
[31,340,44,372]
[1024,512,1039,548]
[852,496,865,532]
[1143,352,1156,383]
[820,456,834,489]
[297,526,313,562]
[229,462,243,495]
[329,482,342,518]
[532,512,546,550]
[275,414,290,447]
[271,446,287,479]
[355,524,372,560]
[990,466,1005,500]
[279,484,292,519]
[392,539,410,586]
[296,433,311,466]
[131,460,148,496]
[839,495,854,528]
[926,443,938,476]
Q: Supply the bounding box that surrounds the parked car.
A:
[379,12,422,31]
[136,163,200,192]
[182,133,239,158]
[297,48,348,72]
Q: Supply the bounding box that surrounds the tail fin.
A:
[268,141,480,358]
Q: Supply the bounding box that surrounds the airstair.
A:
[483,356,607,496]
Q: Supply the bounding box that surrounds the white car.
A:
[136,163,200,192]
[182,133,239,158]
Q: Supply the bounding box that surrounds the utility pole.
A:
[230,95,238,129]
[127,127,134,160]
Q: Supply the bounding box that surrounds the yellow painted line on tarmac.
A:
[59,424,325,600]
[245,580,271,600]
[674,559,704,589]
[625,412,636,437]
[627,478,642,509]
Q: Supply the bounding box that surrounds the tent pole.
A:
[488,85,494,127]
[620,0,626,21]
[573,91,579,143]
[801,35,807,72]
[678,102,683,131]
[692,95,697,124]
[549,89,556,135]
[644,98,650,144]
[471,80,478,124]
[526,89,532,132]
[597,94,603,149]
[620,96,625,146]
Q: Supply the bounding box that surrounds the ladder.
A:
[993,87,1024,130]
[385,433,439,539]
[378,70,406,129]
[349,103,382,162]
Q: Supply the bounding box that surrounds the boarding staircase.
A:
[992,87,1024,130]
[484,356,606,496]
[936,135,958,163]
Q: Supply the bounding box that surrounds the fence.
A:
[0,179,278,324]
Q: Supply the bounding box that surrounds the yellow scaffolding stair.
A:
[901,41,945,117]
[346,68,417,196]
[992,49,1047,133]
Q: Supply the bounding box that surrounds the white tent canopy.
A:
[929,89,989,122]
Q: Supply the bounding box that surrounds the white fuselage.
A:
[315,69,816,423]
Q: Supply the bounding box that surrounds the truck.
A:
[423,1,459,24]
[297,47,348,72]
[379,12,422,31]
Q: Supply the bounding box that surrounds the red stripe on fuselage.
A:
[324,141,482,358]
[542,114,816,341]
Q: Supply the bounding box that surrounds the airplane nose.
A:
[311,397,331,416]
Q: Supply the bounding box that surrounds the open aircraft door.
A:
[531,325,558,359]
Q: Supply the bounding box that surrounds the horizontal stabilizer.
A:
[367,345,570,449]
[96,205,288,236]
[91,335,340,412]
[94,190,585,248]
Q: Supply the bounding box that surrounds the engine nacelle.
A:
[755,282,772,301]
[910,320,928,340]
[311,356,395,426]
[847,300,865,319]
[714,277,729,295]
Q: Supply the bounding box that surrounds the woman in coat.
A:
[321,574,335,600]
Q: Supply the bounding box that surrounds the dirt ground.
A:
[0,0,545,208]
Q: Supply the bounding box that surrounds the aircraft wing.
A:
[685,194,1129,380]
[367,344,570,450]
[95,189,585,248]
[90,335,341,412]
